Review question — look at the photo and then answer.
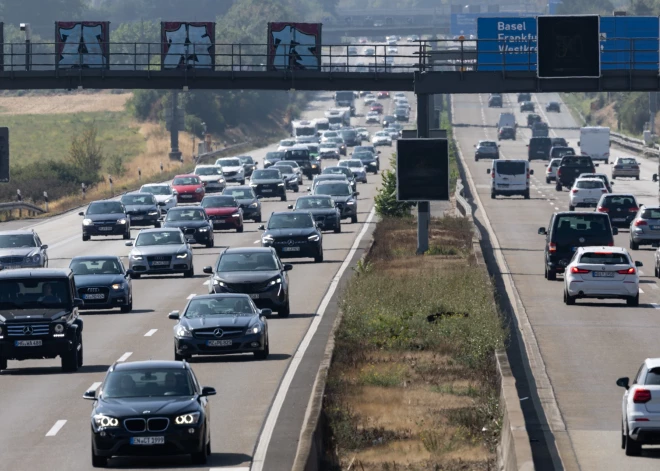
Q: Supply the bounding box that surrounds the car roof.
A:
[223,247,276,254]
[226,186,253,191]
[111,360,188,372]
[195,164,220,168]
[644,358,660,370]
[554,211,608,216]
[602,193,637,198]
[576,246,627,254]
[71,255,121,262]
[173,174,197,178]
[168,206,203,211]
[123,192,153,197]
[137,227,186,233]
[288,145,309,150]
[271,211,311,217]
[0,268,71,279]
[0,229,36,236]
[575,177,603,181]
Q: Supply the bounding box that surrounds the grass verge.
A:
[441,110,461,193]
[324,216,506,470]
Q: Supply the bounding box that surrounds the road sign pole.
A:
[416,93,430,255]
[169,91,182,161]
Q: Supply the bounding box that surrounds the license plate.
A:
[98,227,113,231]
[250,293,260,299]
[282,247,300,252]
[84,294,105,300]
[151,261,169,266]
[593,272,614,277]
[181,195,193,199]
[15,340,42,347]
[651,225,660,230]
[498,184,509,187]
[132,216,144,220]
[207,339,232,347]
[131,437,165,446]
[612,218,625,222]
[262,189,273,193]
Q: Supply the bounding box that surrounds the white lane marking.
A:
[639,270,645,276]
[117,352,132,362]
[253,240,260,244]
[651,303,660,309]
[554,207,559,211]
[186,293,196,300]
[652,284,659,290]
[88,382,102,392]
[144,329,158,337]
[639,288,645,294]
[46,420,67,437]
[203,280,211,286]
[541,194,546,198]
[250,207,377,471]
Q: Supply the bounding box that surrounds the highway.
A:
[0,82,415,469]
[453,92,660,470]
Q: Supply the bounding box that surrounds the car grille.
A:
[157,202,167,206]
[147,255,172,267]
[78,287,110,303]
[273,236,310,245]
[93,220,118,226]
[224,171,237,177]
[335,202,345,211]
[256,184,280,191]
[124,418,146,433]
[180,227,197,235]
[147,418,169,432]
[193,328,245,339]
[0,256,24,264]
[6,323,50,337]
[127,211,147,216]
[222,281,272,293]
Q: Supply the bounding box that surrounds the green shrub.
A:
[374,156,414,218]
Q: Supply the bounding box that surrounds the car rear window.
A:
[601,196,637,208]
[641,209,660,219]
[554,215,611,238]
[530,138,551,148]
[562,157,592,167]
[645,368,660,385]
[576,180,604,189]
[495,161,526,175]
[579,252,629,264]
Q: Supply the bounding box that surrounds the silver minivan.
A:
[487,159,533,199]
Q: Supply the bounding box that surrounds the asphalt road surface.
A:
[453,92,660,470]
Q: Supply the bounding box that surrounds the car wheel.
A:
[190,437,209,465]
[61,341,80,372]
[627,294,640,307]
[612,175,616,180]
[154,221,161,228]
[0,355,7,371]
[625,431,642,456]
[491,192,496,199]
[475,156,479,162]
[120,297,133,313]
[546,177,550,184]
[636,176,640,180]
[564,289,575,305]
[237,225,244,233]
[622,422,627,450]
[655,265,659,278]
[174,350,189,362]
[82,234,90,242]
[254,214,262,223]
[630,239,639,250]
[569,205,574,212]
[314,251,324,263]
[132,273,141,279]
[206,238,214,249]
[254,337,270,360]
[524,190,530,200]
[555,184,563,191]
[240,179,246,185]
[351,214,358,224]
[547,266,557,281]
[91,444,108,468]
[77,336,84,368]
[281,193,287,202]
[184,265,194,278]
[123,231,130,240]
[294,185,299,193]
[334,223,341,233]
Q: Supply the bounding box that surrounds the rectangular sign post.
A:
[0,127,9,182]
[477,17,537,71]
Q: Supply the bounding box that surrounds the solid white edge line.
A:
[186,293,196,300]
[45,420,67,436]
[250,207,376,471]
[639,288,645,294]
[117,352,132,362]
[144,329,158,337]
[88,382,102,392]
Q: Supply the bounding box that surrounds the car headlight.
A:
[195,187,204,193]
[53,323,65,334]
[238,168,244,174]
[218,178,225,183]
[369,162,377,166]
[232,213,241,218]
[198,227,209,232]
[213,279,226,287]
[308,234,320,242]
[27,254,41,264]
[249,202,258,208]
[165,198,174,204]
[94,415,120,428]
[130,254,143,260]
[148,211,159,216]
[268,277,282,286]
[312,164,318,168]
[175,326,192,338]
[176,253,188,259]
[111,283,124,290]
[83,219,93,226]
[262,235,274,243]
[175,412,200,425]
[278,183,285,186]
[250,183,258,187]
[117,219,127,225]
[246,324,262,335]
[347,201,355,205]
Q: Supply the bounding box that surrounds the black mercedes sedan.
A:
[288,195,341,233]
[120,193,161,228]
[163,207,214,248]
[70,256,133,313]
[259,211,324,263]
[250,168,287,201]
[80,201,130,242]
[222,186,262,222]
[203,247,292,316]
[84,360,215,467]
[169,294,270,359]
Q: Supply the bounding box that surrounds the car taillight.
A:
[618,267,636,275]
[633,389,652,403]
[634,220,648,226]
[597,206,608,212]
[557,168,562,176]
[571,267,590,274]
[548,242,556,253]
[572,189,579,193]
[491,172,495,179]
[629,207,639,212]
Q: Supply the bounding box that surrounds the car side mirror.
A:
[577,141,580,146]
[473,144,476,147]
[284,264,293,271]
[125,241,133,246]
[172,190,178,195]
[82,390,96,400]
[654,174,658,182]
[635,261,643,267]
[125,269,134,277]
[73,298,84,308]
[203,266,213,274]
[287,205,293,209]
[610,181,614,185]
[486,169,491,174]
[41,244,48,250]
[168,311,180,320]
[78,212,84,216]
[616,377,630,390]
[306,187,311,192]
[538,227,547,235]
[260,308,273,317]
[529,169,534,175]
[354,192,360,196]
[201,386,216,397]
[258,225,265,230]
[612,227,619,235]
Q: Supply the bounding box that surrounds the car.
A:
[370,102,384,114]
[393,92,405,99]
[276,164,300,192]
[80,200,130,242]
[201,195,243,233]
[264,151,285,168]
[0,229,48,269]
[320,130,339,143]
[193,165,226,193]
[551,137,569,147]
[538,212,618,280]
[377,91,390,99]
[532,122,549,138]
[352,150,380,173]
[408,35,420,42]
[140,183,178,213]
[616,358,660,456]
[223,186,262,222]
[596,194,640,228]
[172,174,205,203]
[359,37,368,44]
[498,126,516,140]
[556,155,596,189]
[382,115,396,127]
[366,111,380,123]
[260,211,324,262]
[612,157,640,180]
[162,207,215,248]
[289,195,342,233]
[277,138,297,152]
[339,159,368,183]
[84,360,215,467]
[372,131,392,147]
[70,256,133,313]
[488,95,502,107]
[546,101,561,112]
[204,247,292,316]
[274,159,304,184]
[545,158,562,183]
[518,92,531,102]
[0,268,83,372]
[387,45,398,54]
[384,127,401,140]
[355,127,370,141]
[339,128,360,147]
[564,246,641,306]
[286,144,322,178]
[353,145,380,157]
[630,206,660,250]
[579,173,613,192]
[309,174,349,194]
[568,178,608,211]
[126,228,194,278]
[364,47,375,56]
[250,168,287,201]
[549,146,576,160]
[348,46,358,56]
[313,181,359,223]
[305,143,321,160]
[520,101,535,112]
[322,166,357,192]
[121,193,161,228]
[325,137,347,156]
[474,140,500,161]
[527,113,542,127]
[487,160,533,199]
[215,157,246,185]
[363,93,377,105]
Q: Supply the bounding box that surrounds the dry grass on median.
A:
[324,216,505,471]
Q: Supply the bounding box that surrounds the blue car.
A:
[70,256,133,313]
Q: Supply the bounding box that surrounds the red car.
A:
[377,91,390,99]
[370,102,384,114]
[201,195,244,232]
[172,174,205,203]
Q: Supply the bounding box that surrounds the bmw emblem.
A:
[579,237,585,243]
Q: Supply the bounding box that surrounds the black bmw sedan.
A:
[163,207,214,248]
[169,294,270,360]
[84,360,216,467]
[259,211,324,263]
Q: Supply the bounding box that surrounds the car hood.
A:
[125,204,158,213]
[97,396,197,417]
[297,207,337,216]
[328,195,353,203]
[251,178,284,185]
[215,270,280,283]
[131,245,187,256]
[0,247,39,257]
[164,220,209,229]
[86,213,126,221]
[74,274,126,287]
[222,166,243,173]
[0,308,69,322]
[235,198,258,207]
[182,314,259,330]
[266,227,318,238]
[204,207,239,216]
[198,175,223,182]
[173,184,202,193]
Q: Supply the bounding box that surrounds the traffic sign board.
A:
[600,16,659,70]
[477,17,537,71]
[396,138,449,202]
[451,13,482,37]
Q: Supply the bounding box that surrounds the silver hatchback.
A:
[612,157,640,180]
[631,206,660,250]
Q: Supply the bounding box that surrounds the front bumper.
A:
[212,283,287,309]
[223,173,245,183]
[337,203,357,219]
[128,214,160,227]
[265,241,322,259]
[92,424,205,457]
[79,290,130,310]
[175,332,266,357]
[566,280,638,297]
[83,224,128,237]
[129,259,192,275]
[252,185,286,198]
[180,229,213,244]
[203,182,226,193]
[177,193,204,203]
[0,334,78,360]
[612,170,640,178]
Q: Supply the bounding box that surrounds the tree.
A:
[67,122,105,185]
[374,156,414,218]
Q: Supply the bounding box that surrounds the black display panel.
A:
[396,138,449,201]
[537,15,600,78]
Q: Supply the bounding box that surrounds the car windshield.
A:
[323,167,352,177]
[266,152,285,160]
[286,150,310,160]
[315,183,352,196]
[280,140,296,147]
[121,194,155,206]
[579,252,629,264]
[202,196,237,208]
[135,231,184,246]
[141,185,171,196]
[576,180,604,189]
[343,161,362,168]
[185,296,256,317]
[278,161,299,169]
[619,158,637,165]
[495,162,526,175]
[238,156,254,164]
[268,213,314,229]
[0,234,36,248]
[296,197,334,209]
[0,279,71,309]
[217,252,278,271]
[102,368,194,398]
[172,177,200,186]
[166,209,206,221]
[218,158,240,167]
[354,152,374,160]
[641,209,660,219]
[87,202,124,215]
[554,215,610,238]
[195,167,223,176]
[562,157,592,167]
[602,196,637,208]
[224,188,255,199]
[70,259,122,275]
[278,165,294,174]
[253,169,281,179]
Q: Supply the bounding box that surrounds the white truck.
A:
[292,120,318,144]
[579,126,611,163]
[324,108,351,130]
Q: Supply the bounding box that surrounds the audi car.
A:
[126,228,194,278]
[80,201,130,242]
[289,195,341,233]
[222,186,262,222]
[139,184,178,213]
[338,159,368,183]
[214,157,245,185]
[264,151,285,168]
[70,256,133,313]
[201,195,244,233]
[313,181,359,223]
[0,230,49,269]
[250,168,287,201]
[260,212,324,263]
[120,193,161,228]
[204,247,292,316]
[163,207,214,248]
[172,175,205,204]
[193,165,226,193]
[84,360,216,467]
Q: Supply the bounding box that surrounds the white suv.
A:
[569,178,607,211]
[617,358,660,455]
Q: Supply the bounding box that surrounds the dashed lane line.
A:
[117,352,132,362]
[87,382,102,392]
[144,329,158,337]
[45,420,67,437]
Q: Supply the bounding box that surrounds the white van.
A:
[579,126,610,163]
[497,112,516,130]
[487,159,533,199]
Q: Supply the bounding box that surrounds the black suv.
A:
[0,269,83,372]
[527,113,542,127]
[527,137,552,161]
[556,156,596,190]
[498,126,516,140]
[546,101,561,112]
[285,147,321,179]
[538,212,617,280]
[597,194,639,228]
[488,94,502,107]
[520,101,535,112]
[518,92,531,102]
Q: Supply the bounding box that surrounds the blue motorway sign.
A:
[477,17,537,71]
[600,16,659,70]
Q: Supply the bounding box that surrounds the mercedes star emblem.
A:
[579,237,585,243]
[213,328,224,338]
[287,239,294,246]
[22,325,33,335]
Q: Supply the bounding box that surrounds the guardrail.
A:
[610,131,660,157]
[0,201,46,218]
[194,141,252,165]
